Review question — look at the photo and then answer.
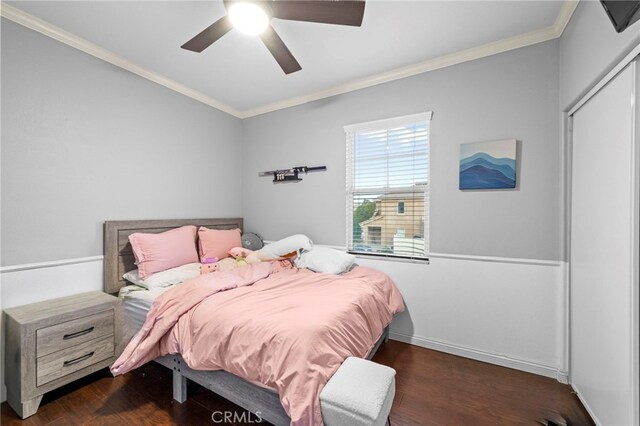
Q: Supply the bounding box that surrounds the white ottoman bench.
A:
[320,357,396,426]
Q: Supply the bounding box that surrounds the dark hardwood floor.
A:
[1,341,593,425]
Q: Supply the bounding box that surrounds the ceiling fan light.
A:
[228,2,270,36]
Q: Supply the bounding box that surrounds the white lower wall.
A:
[0,257,104,403]
[357,255,568,381]
[0,253,567,404]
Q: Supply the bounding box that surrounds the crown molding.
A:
[1,1,579,120]
[553,0,580,38]
[0,2,243,118]
[242,25,559,118]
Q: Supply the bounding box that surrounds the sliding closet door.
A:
[570,61,639,426]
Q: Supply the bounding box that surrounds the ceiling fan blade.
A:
[259,25,302,74]
[181,16,233,53]
[271,0,365,27]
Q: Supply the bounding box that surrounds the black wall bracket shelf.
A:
[258,166,327,183]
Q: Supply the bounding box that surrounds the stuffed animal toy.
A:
[200,262,218,274]
[200,256,219,274]
[200,256,248,275]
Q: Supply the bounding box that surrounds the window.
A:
[345,112,431,260]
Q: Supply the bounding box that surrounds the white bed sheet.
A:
[120,286,168,337]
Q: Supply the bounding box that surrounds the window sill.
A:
[351,252,430,265]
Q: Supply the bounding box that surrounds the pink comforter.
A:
[111,262,404,425]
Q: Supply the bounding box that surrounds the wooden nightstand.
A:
[4,291,122,418]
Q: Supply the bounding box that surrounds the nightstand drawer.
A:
[36,336,114,386]
[36,310,114,357]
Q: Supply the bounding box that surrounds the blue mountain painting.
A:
[459,152,516,189]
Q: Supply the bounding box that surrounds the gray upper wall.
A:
[2,17,565,264]
[242,40,561,261]
[560,1,640,110]
[1,19,243,266]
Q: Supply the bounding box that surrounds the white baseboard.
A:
[390,331,569,383]
[572,385,602,426]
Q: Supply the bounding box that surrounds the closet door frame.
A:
[567,52,640,426]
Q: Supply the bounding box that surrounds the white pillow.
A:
[122,262,201,290]
[294,247,355,275]
[260,234,313,259]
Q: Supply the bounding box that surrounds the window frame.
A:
[345,112,432,261]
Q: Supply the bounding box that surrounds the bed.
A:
[104,218,402,425]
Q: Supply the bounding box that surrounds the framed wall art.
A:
[459,139,517,190]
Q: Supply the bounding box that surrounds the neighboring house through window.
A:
[345,112,431,259]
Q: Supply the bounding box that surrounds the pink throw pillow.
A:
[198,227,242,262]
[129,226,198,280]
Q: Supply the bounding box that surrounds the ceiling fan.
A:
[181,0,366,74]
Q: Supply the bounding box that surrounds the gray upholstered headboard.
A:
[103,218,243,294]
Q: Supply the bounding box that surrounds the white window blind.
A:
[345,112,431,260]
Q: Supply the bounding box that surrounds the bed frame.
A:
[103,218,389,426]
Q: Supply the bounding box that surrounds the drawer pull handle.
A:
[63,351,95,367]
[63,327,94,340]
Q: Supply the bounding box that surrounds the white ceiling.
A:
[4,1,572,116]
